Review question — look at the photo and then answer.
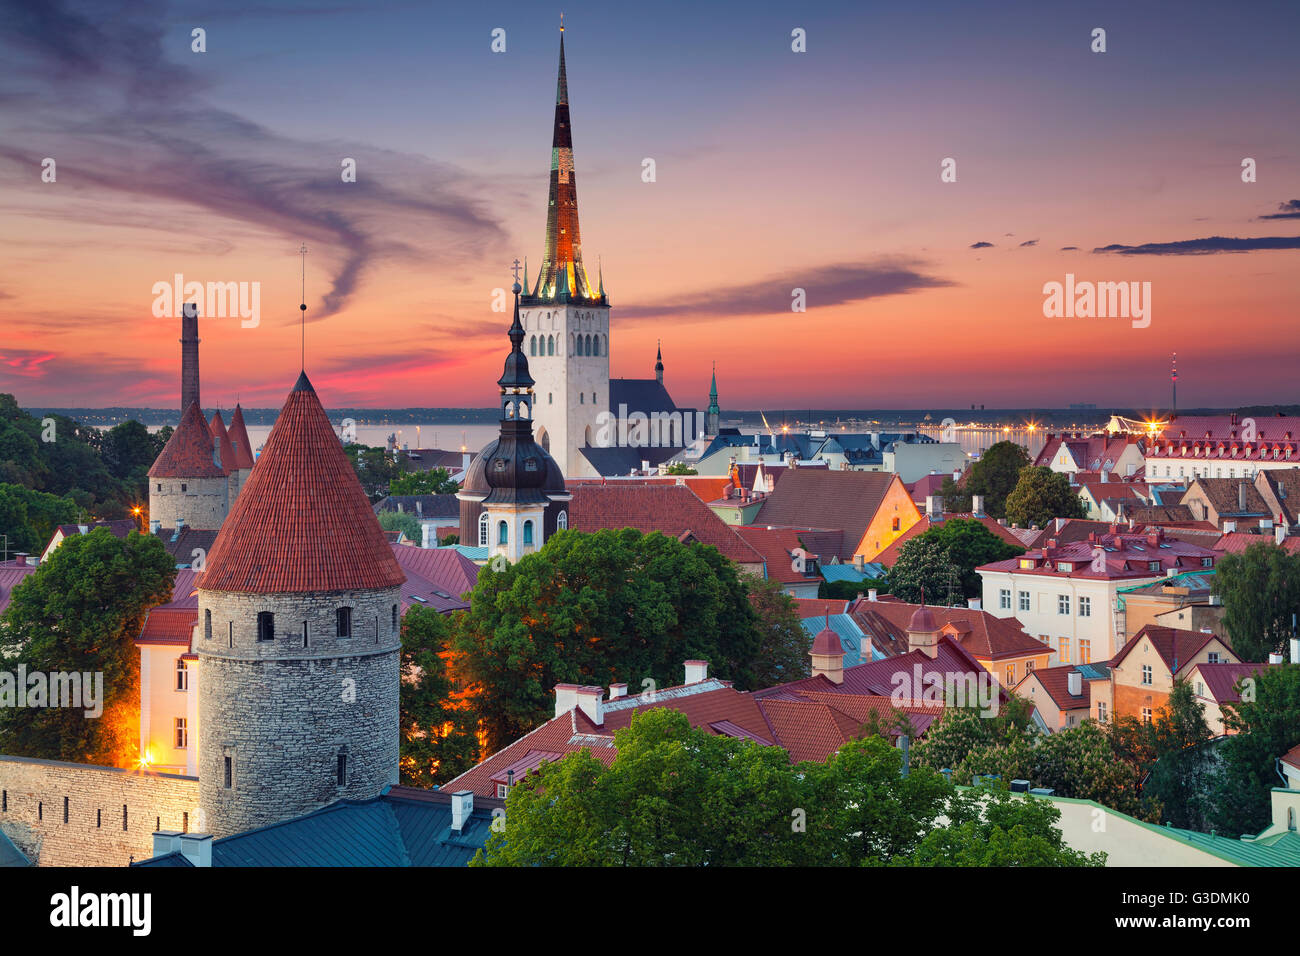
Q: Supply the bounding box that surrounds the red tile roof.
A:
[227,404,257,470]
[1191,661,1277,704]
[791,597,849,620]
[1019,664,1090,711]
[1035,433,1142,470]
[567,483,764,565]
[1281,743,1300,773]
[1110,625,1232,675]
[148,401,224,478]
[134,569,201,646]
[390,544,477,612]
[851,600,1047,662]
[979,527,1217,581]
[209,411,238,475]
[735,526,816,584]
[1214,532,1300,554]
[199,372,406,594]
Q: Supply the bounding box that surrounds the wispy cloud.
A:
[1093,236,1300,255]
[970,241,994,249]
[1259,199,1300,221]
[616,260,953,321]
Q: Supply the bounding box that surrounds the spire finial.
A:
[560,11,564,32]
[298,243,308,372]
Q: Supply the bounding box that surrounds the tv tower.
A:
[1171,352,1178,416]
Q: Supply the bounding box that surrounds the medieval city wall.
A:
[0,754,199,866]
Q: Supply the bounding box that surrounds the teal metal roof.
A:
[446,544,489,562]
[0,828,29,867]
[820,563,886,583]
[1161,821,1300,867]
[800,614,870,666]
[133,787,503,868]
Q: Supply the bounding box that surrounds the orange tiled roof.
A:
[199,372,406,594]
[148,401,225,479]
[227,404,257,469]
[209,411,237,475]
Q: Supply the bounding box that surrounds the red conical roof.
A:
[200,372,406,594]
[209,411,237,475]
[149,401,225,478]
[227,404,257,470]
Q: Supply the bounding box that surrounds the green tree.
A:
[378,510,423,544]
[1212,542,1300,661]
[0,483,81,553]
[452,528,763,752]
[344,444,400,499]
[1004,465,1086,529]
[938,474,970,514]
[963,441,1031,518]
[0,528,175,765]
[818,577,886,601]
[663,463,697,476]
[390,467,458,496]
[905,788,1105,866]
[473,709,804,866]
[1210,664,1300,836]
[913,518,1024,599]
[746,575,811,686]
[398,606,479,787]
[1143,680,1215,830]
[888,536,963,605]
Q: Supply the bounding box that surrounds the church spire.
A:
[707,362,720,437]
[532,21,597,302]
[655,340,664,385]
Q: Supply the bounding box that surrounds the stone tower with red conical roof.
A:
[196,371,406,838]
[520,22,610,478]
[147,401,229,531]
[226,403,257,494]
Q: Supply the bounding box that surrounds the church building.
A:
[519,25,699,479]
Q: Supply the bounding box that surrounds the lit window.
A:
[1141,707,1152,724]
[175,718,188,749]
[175,659,188,691]
[1060,636,1071,663]
[1079,639,1091,663]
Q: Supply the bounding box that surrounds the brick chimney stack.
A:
[181,302,201,413]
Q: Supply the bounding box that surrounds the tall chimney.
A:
[1238,481,1247,512]
[1067,671,1082,697]
[450,790,474,833]
[180,301,200,413]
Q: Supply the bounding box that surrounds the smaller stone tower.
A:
[147,401,229,532]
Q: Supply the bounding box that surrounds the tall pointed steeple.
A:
[531,20,598,302]
[655,340,664,385]
[707,362,720,437]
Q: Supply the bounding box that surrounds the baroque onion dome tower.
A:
[196,370,405,838]
[459,283,569,557]
[147,401,229,532]
[520,22,611,478]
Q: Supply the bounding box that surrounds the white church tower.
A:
[520,23,611,478]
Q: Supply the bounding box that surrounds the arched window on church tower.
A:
[557,510,567,530]
[498,521,508,546]
[523,520,534,546]
[478,511,489,547]
[548,335,555,356]
[569,333,575,355]
[529,335,536,356]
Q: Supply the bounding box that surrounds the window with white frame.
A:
[1078,596,1091,617]
[175,658,188,691]
[174,718,188,749]
[1057,594,1070,615]
[1141,664,1153,685]
[1018,591,1030,612]
[999,588,1011,610]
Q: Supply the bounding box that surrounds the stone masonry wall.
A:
[197,586,400,838]
[149,475,228,532]
[0,755,199,866]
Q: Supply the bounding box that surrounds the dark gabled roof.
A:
[578,443,681,477]
[1111,625,1231,674]
[753,469,903,560]
[608,378,691,419]
[133,787,505,867]
[1191,661,1277,703]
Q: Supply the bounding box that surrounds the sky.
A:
[0,0,1297,412]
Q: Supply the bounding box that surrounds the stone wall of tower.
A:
[148,476,228,531]
[524,302,609,478]
[197,585,401,838]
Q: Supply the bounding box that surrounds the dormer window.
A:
[525,458,538,471]
[1019,559,1035,569]
[1057,562,1073,572]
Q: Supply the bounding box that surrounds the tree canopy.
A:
[895,518,1023,600]
[390,467,458,496]
[959,441,1032,518]
[472,708,1104,867]
[0,528,175,765]
[1004,465,1086,529]
[888,536,963,605]
[398,605,480,787]
[1212,542,1300,661]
